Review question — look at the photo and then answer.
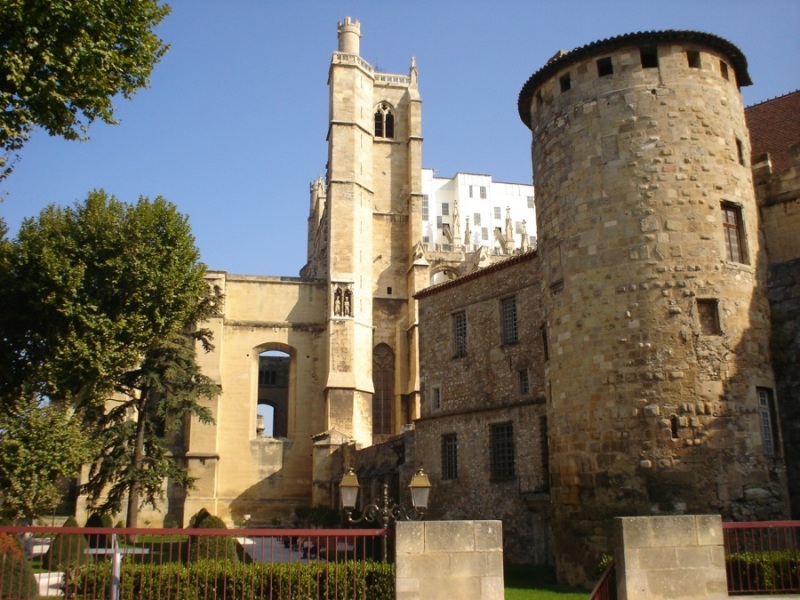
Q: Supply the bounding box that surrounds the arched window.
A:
[374,103,394,139]
[372,344,394,435]
[258,350,290,437]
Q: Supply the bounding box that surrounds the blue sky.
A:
[3,1,798,276]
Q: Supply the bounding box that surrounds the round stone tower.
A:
[518,31,789,585]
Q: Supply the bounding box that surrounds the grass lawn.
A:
[504,564,588,600]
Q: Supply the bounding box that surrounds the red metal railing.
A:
[723,520,800,595]
[588,560,616,600]
[0,525,392,599]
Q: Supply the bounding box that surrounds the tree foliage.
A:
[0,0,170,178]
[0,399,94,522]
[0,190,209,409]
[0,190,218,523]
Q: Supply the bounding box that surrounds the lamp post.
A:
[339,467,432,561]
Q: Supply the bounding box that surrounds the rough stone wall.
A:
[414,252,551,564]
[520,35,788,586]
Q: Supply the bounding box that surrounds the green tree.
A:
[0,190,209,409]
[0,399,94,523]
[0,0,170,179]
[83,306,219,529]
[0,190,218,524]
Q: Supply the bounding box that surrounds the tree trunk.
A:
[125,390,148,543]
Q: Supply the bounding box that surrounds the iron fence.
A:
[723,520,800,595]
[588,560,616,600]
[0,525,392,599]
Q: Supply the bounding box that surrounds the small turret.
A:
[337,17,361,55]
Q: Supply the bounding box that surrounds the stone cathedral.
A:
[159,17,534,526]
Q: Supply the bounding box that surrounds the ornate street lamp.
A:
[339,467,432,561]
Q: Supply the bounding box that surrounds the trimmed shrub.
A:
[0,533,38,600]
[85,513,114,548]
[41,515,92,570]
[187,509,239,563]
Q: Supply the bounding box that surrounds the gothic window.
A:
[501,297,518,345]
[441,433,458,480]
[452,311,467,357]
[374,103,394,139]
[372,344,394,435]
[721,202,747,264]
[490,422,515,479]
[758,388,779,456]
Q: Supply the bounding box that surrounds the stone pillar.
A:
[395,520,504,600]
[615,515,728,600]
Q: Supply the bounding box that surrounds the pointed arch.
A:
[374,102,395,139]
[255,342,295,439]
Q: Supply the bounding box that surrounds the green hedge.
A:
[65,559,395,600]
[726,550,800,593]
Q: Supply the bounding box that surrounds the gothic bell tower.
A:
[317,17,424,447]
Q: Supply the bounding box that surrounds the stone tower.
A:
[518,31,789,585]
[303,17,425,448]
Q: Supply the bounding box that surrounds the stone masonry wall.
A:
[415,252,551,564]
[614,515,728,600]
[395,520,504,600]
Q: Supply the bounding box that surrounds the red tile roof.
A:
[745,89,800,174]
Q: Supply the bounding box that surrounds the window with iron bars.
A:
[501,297,518,345]
[441,433,458,480]
[452,311,467,357]
[490,422,515,479]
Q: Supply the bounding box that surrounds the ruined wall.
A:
[518,32,789,586]
[186,272,328,526]
[415,252,551,564]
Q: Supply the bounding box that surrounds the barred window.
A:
[518,369,530,395]
[441,433,458,480]
[452,311,467,357]
[490,422,515,479]
[501,297,518,345]
[431,385,442,411]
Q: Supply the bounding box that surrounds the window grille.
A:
[441,433,458,480]
[501,297,518,345]
[452,311,467,357]
[490,422,515,479]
